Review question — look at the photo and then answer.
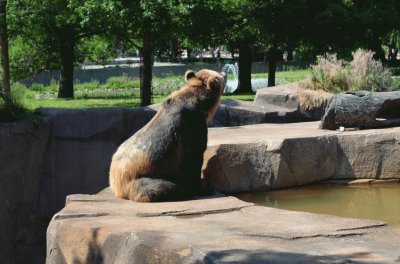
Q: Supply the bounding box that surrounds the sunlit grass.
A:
[20,69,308,109]
[252,69,310,83]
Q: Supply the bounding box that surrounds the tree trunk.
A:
[187,48,192,59]
[170,38,179,62]
[140,35,152,107]
[388,44,398,61]
[268,44,277,87]
[0,0,11,108]
[58,27,75,98]
[368,36,385,62]
[320,91,400,130]
[235,43,252,93]
[287,49,293,61]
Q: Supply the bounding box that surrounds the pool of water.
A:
[235,184,400,225]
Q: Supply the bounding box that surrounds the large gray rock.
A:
[46,188,400,264]
[203,122,400,192]
[210,99,301,127]
[254,82,327,121]
[320,91,400,130]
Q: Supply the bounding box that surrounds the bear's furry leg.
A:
[130,178,185,202]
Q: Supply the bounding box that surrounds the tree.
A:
[0,0,10,108]
[177,0,257,93]
[224,0,257,93]
[385,30,400,61]
[302,0,400,61]
[115,0,180,106]
[250,0,310,87]
[9,0,117,98]
[351,0,400,61]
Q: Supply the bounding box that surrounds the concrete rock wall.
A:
[0,122,49,263]
[0,107,156,264]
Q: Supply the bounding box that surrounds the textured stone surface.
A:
[203,122,400,192]
[37,107,156,218]
[320,91,400,130]
[46,188,400,264]
[210,99,301,127]
[210,82,329,127]
[2,106,400,263]
[0,108,156,264]
[0,122,50,264]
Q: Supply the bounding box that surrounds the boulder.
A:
[46,188,400,264]
[254,82,328,121]
[210,99,301,127]
[203,122,400,192]
[320,91,400,130]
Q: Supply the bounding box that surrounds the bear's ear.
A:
[207,75,223,92]
[185,70,196,82]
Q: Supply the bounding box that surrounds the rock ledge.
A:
[47,188,400,264]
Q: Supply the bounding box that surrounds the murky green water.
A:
[236,184,400,225]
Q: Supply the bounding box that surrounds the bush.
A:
[302,49,397,93]
[303,53,351,93]
[350,49,393,92]
[391,77,400,91]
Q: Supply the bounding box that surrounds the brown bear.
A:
[109,69,226,202]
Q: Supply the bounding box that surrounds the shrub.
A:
[350,49,393,92]
[302,53,351,93]
[391,77,400,91]
[302,49,397,93]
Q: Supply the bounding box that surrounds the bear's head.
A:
[183,69,226,120]
[184,69,226,96]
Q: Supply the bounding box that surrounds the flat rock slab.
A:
[203,122,400,192]
[211,99,301,127]
[47,188,400,263]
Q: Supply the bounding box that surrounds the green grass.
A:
[19,69,309,109]
[23,93,255,109]
[252,69,310,83]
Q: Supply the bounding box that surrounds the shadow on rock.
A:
[201,249,382,264]
[73,228,103,264]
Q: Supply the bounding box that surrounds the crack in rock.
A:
[137,205,252,217]
[335,223,387,232]
[54,212,109,220]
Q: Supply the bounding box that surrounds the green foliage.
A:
[391,78,400,91]
[7,0,118,84]
[349,49,394,92]
[390,67,400,76]
[77,36,115,66]
[308,54,351,93]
